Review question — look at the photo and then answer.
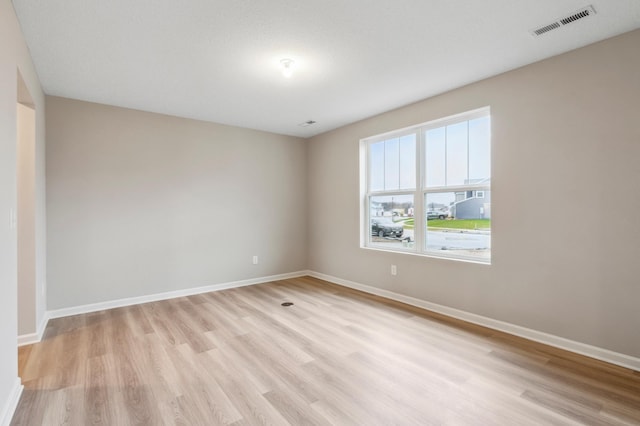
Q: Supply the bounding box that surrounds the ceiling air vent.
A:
[533,22,561,36]
[531,5,596,37]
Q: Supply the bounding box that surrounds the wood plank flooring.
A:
[13,276,640,425]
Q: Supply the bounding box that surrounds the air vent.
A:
[533,22,561,36]
[298,120,316,127]
[531,5,596,37]
[560,8,593,25]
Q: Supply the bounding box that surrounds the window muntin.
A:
[468,116,491,182]
[363,107,491,263]
[425,127,446,188]
[445,121,468,187]
[369,134,416,192]
[425,115,491,188]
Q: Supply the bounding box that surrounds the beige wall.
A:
[0,0,46,418]
[46,97,308,309]
[308,29,640,358]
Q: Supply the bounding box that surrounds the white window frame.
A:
[360,106,491,264]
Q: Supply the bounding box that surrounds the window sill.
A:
[360,245,491,265]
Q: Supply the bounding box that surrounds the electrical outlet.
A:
[252,255,259,265]
[391,265,397,276]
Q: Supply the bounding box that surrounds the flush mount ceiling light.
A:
[280,58,295,78]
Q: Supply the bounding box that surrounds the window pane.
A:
[468,116,491,183]
[384,138,400,190]
[364,109,490,262]
[399,134,416,189]
[425,127,445,187]
[370,194,414,250]
[425,191,491,260]
[370,141,384,191]
[446,122,468,186]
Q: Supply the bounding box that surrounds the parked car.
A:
[426,210,447,220]
[371,218,404,237]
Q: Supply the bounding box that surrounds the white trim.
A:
[0,378,23,426]
[47,271,308,320]
[307,270,640,372]
[368,190,416,197]
[17,312,50,347]
[361,107,492,265]
[362,106,490,142]
[360,245,491,266]
[17,332,38,347]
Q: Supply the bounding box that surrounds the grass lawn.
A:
[395,218,490,230]
[429,219,491,230]
[397,218,415,228]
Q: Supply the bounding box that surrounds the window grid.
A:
[363,107,491,263]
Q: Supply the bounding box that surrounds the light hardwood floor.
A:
[13,276,640,425]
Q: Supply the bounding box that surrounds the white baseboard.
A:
[0,378,23,426]
[17,332,38,347]
[17,312,50,347]
[307,270,640,372]
[20,269,640,372]
[47,270,308,320]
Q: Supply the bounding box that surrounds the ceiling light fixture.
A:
[280,58,294,78]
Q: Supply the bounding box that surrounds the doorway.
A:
[16,70,37,343]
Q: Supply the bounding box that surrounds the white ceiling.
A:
[12,0,640,137]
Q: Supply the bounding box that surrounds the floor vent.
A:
[531,5,596,37]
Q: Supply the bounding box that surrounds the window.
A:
[361,107,491,263]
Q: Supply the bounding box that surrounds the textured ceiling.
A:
[12,0,640,137]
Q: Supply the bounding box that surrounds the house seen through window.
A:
[362,107,491,263]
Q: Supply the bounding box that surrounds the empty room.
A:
[2,0,640,424]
